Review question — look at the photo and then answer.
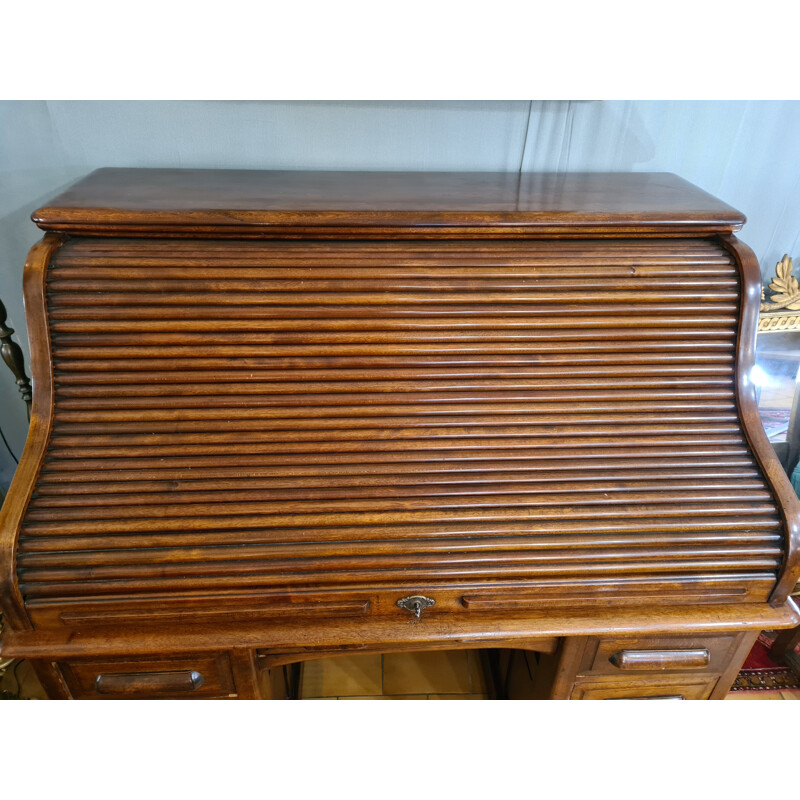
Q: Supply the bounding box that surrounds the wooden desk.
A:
[1,169,798,699]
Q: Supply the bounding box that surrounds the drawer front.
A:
[59,653,237,699]
[571,674,720,700]
[580,634,738,676]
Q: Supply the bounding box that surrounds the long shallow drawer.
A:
[570,674,720,700]
[59,653,237,699]
[579,634,738,676]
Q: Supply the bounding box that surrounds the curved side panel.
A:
[721,234,800,605]
[0,233,66,631]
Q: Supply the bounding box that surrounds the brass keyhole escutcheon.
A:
[397,595,435,620]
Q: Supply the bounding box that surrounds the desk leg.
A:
[229,649,260,699]
[770,625,800,661]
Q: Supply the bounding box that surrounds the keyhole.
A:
[397,595,435,619]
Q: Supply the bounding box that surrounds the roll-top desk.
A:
[1,169,798,699]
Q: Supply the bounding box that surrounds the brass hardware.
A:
[397,595,435,620]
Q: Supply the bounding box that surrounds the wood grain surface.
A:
[32,170,746,237]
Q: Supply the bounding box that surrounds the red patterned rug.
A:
[730,632,800,692]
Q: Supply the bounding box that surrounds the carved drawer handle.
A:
[94,670,205,695]
[609,649,710,670]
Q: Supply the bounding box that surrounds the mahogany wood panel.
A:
[769,623,800,660]
[721,235,800,604]
[708,630,760,698]
[4,599,798,663]
[550,630,760,699]
[0,233,66,630]
[27,659,71,699]
[32,170,745,238]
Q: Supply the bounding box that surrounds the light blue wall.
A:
[1,100,799,487]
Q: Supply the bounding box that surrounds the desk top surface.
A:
[33,169,745,235]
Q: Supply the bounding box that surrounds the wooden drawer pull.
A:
[94,670,205,695]
[608,649,710,670]
[612,695,686,700]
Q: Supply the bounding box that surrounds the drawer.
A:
[579,634,739,676]
[570,674,720,700]
[59,653,237,699]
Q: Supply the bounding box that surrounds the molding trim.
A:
[720,236,800,605]
[0,233,67,632]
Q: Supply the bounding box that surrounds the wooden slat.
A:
[20,503,781,537]
[53,352,736,373]
[49,412,741,435]
[49,322,739,336]
[46,277,742,293]
[17,516,784,553]
[18,562,781,598]
[31,467,763,495]
[34,461,760,484]
[25,479,769,510]
[38,446,757,472]
[17,534,784,567]
[48,403,740,424]
[18,548,783,583]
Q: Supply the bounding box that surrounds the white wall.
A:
[1,100,799,487]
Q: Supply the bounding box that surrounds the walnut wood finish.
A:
[720,235,800,604]
[0,233,66,631]
[546,629,761,699]
[3,599,796,662]
[770,623,800,660]
[12,236,786,615]
[60,653,236,699]
[1,170,798,700]
[33,170,745,238]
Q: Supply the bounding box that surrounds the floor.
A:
[725,690,800,700]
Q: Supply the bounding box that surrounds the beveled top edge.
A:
[32,169,746,234]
